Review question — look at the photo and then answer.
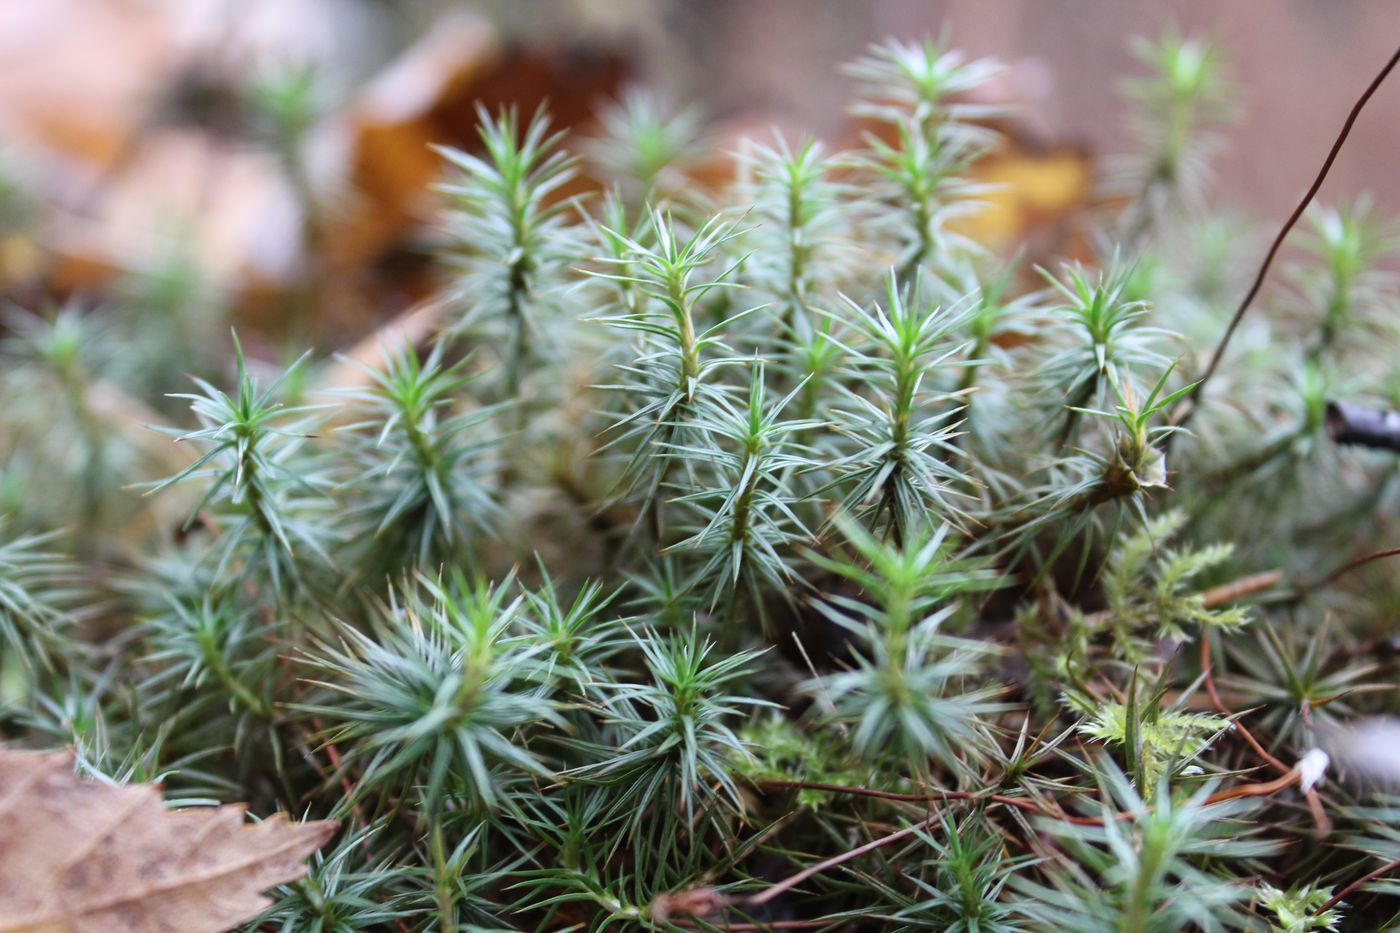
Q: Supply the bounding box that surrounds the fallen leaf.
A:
[955,147,1093,249]
[0,746,336,933]
[312,295,447,398]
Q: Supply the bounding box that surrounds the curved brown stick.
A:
[1201,769,1297,804]
[761,768,1304,827]
[1200,636,1331,835]
[1200,571,1283,609]
[1081,570,1282,629]
[1174,44,1400,434]
[744,811,942,908]
[1317,855,1400,915]
[676,922,834,931]
[738,771,1300,912]
[1200,636,1291,775]
[758,779,1132,826]
[312,296,448,395]
[1298,546,1400,599]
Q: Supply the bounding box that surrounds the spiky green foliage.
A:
[825,273,975,542]
[846,35,1005,137]
[1073,679,1228,794]
[0,305,134,536]
[0,523,82,676]
[337,342,503,576]
[668,364,817,622]
[1118,31,1234,237]
[1289,197,1396,361]
[247,824,421,932]
[736,134,854,354]
[806,516,1004,774]
[6,29,1400,933]
[581,628,768,832]
[586,90,704,209]
[590,209,751,541]
[438,106,581,400]
[300,573,559,816]
[1036,260,1170,426]
[869,815,1038,932]
[1257,882,1343,933]
[146,335,331,594]
[1012,761,1279,932]
[137,593,280,756]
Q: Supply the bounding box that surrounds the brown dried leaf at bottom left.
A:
[0,746,336,933]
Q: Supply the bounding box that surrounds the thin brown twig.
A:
[1173,43,1400,436]
[761,770,1300,827]
[307,716,366,825]
[1199,636,1291,775]
[1081,569,1281,630]
[1296,546,1400,599]
[1317,855,1400,915]
[1199,570,1283,609]
[1200,769,1298,803]
[676,921,834,931]
[744,810,942,907]
[312,296,448,399]
[670,631,1319,926]
[1199,636,1331,834]
[758,779,1126,826]
[1305,787,1331,836]
[735,772,1298,913]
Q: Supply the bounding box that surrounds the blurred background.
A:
[1,0,1398,355]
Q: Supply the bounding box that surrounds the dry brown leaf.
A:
[312,295,448,399]
[0,746,336,933]
[955,147,1093,249]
